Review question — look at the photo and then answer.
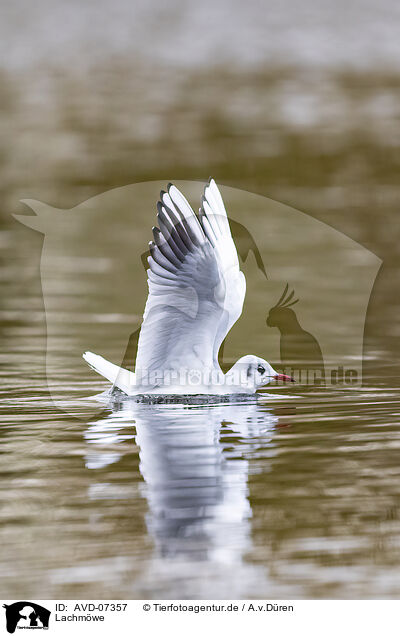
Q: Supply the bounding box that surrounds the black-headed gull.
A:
[83,179,293,395]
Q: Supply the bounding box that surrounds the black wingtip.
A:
[167,182,174,191]
[157,210,169,229]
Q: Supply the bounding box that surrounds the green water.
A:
[1,20,400,597]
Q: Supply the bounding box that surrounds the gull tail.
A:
[83,351,135,395]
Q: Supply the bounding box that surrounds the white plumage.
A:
[84,179,292,395]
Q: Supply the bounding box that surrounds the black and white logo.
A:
[2,602,50,633]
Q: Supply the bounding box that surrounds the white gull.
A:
[83,179,293,395]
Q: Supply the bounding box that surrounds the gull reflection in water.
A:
[84,398,279,564]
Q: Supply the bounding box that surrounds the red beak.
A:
[274,374,295,383]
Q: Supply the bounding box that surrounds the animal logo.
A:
[13,180,381,409]
[266,284,325,384]
[2,602,50,634]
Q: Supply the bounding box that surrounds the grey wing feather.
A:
[134,180,246,382]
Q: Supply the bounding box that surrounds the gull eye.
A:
[257,364,265,374]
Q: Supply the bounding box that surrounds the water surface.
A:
[1,222,399,598]
[1,3,400,596]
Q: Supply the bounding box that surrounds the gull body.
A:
[83,180,292,395]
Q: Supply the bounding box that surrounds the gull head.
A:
[227,354,294,391]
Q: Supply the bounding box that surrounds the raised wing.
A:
[134,180,246,387]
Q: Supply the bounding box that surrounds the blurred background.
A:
[1,0,400,600]
[1,0,399,375]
